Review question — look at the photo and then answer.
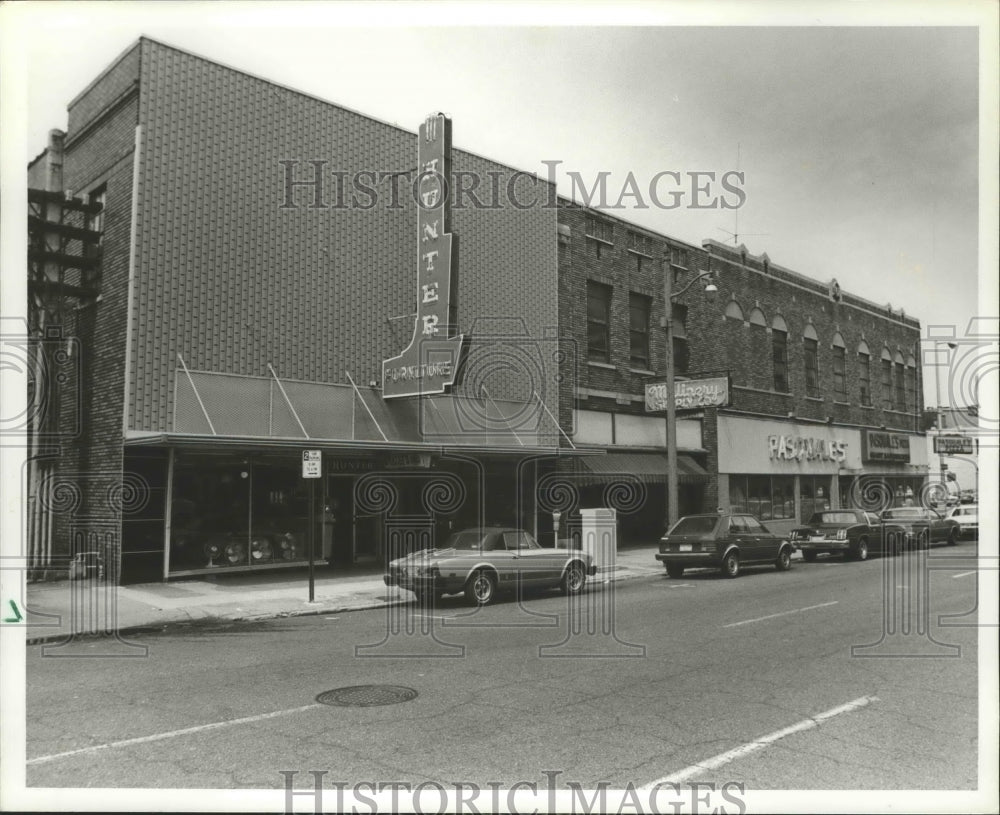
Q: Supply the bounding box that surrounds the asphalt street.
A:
[25,541,981,792]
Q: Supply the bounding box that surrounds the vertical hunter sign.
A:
[382,113,463,398]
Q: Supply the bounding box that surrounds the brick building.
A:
[27,38,566,583]
[558,205,928,539]
[27,38,929,582]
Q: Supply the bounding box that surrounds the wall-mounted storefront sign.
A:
[861,430,911,463]
[768,435,848,463]
[717,415,863,474]
[382,113,464,399]
[645,376,730,412]
[386,453,434,469]
[326,458,380,474]
[933,435,974,455]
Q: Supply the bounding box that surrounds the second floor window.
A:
[881,357,893,409]
[894,361,906,411]
[629,293,651,369]
[672,302,689,375]
[804,337,819,398]
[905,362,917,413]
[772,330,788,392]
[587,281,612,363]
[832,345,847,398]
[859,353,872,406]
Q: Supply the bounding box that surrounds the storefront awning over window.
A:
[560,452,708,485]
[167,367,567,453]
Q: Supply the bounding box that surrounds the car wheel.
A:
[851,538,869,562]
[665,564,685,579]
[721,550,740,579]
[947,529,958,546]
[465,570,497,606]
[561,562,587,595]
[802,550,818,563]
[775,547,792,571]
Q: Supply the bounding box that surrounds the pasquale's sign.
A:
[861,430,911,462]
[768,435,848,463]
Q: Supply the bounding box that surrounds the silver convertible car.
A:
[383,526,597,605]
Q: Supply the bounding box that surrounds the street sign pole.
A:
[308,479,315,602]
[302,450,322,602]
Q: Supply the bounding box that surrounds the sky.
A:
[2,1,996,410]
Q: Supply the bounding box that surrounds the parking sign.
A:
[302,450,322,478]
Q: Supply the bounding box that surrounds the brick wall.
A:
[130,38,559,433]
[557,205,924,435]
[67,42,140,135]
[49,63,139,577]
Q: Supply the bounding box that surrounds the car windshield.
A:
[667,516,718,536]
[809,512,858,525]
[444,530,494,550]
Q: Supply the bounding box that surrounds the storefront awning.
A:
[559,452,708,485]
[160,367,573,454]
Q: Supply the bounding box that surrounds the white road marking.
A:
[722,600,838,628]
[640,695,878,787]
[952,571,976,579]
[27,704,322,765]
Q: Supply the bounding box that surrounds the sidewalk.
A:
[21,546,667,644]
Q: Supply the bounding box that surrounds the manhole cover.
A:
[316,684,418,707]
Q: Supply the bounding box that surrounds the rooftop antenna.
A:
[717,143,768,246]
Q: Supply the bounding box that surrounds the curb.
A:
[24,564,662,645]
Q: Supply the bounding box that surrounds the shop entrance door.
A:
[324,476,356,566]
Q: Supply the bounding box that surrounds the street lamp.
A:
[932,340,958,484]
[662,254,718,530]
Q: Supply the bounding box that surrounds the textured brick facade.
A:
[41,37,560,581]
[40,46,141,580]
[130,39,558,433]
[556,205,925,530]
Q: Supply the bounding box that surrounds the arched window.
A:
[803,323,819,398]
[747,307,768,389]
[724,299,744,321]
[880,347,893,409]
[831,333,846,399]
[772,315,788,392]
[905,354,917,413]
[893,350,906,411]
[857,340,872,406]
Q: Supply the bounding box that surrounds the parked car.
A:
[789,509,907,561]
[959,489,977,505]
[655,512,794,579]
[383,527,596,605]
[880,507,960,548]
[946,504,978,540]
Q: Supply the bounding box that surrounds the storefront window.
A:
[250,460,310,565]
[169,454,308,572]
[841,475,925,511]
[729,475,795,520]
[800,475,832,522]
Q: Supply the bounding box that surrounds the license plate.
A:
[810,536,827,542]
[678,544,692,552]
